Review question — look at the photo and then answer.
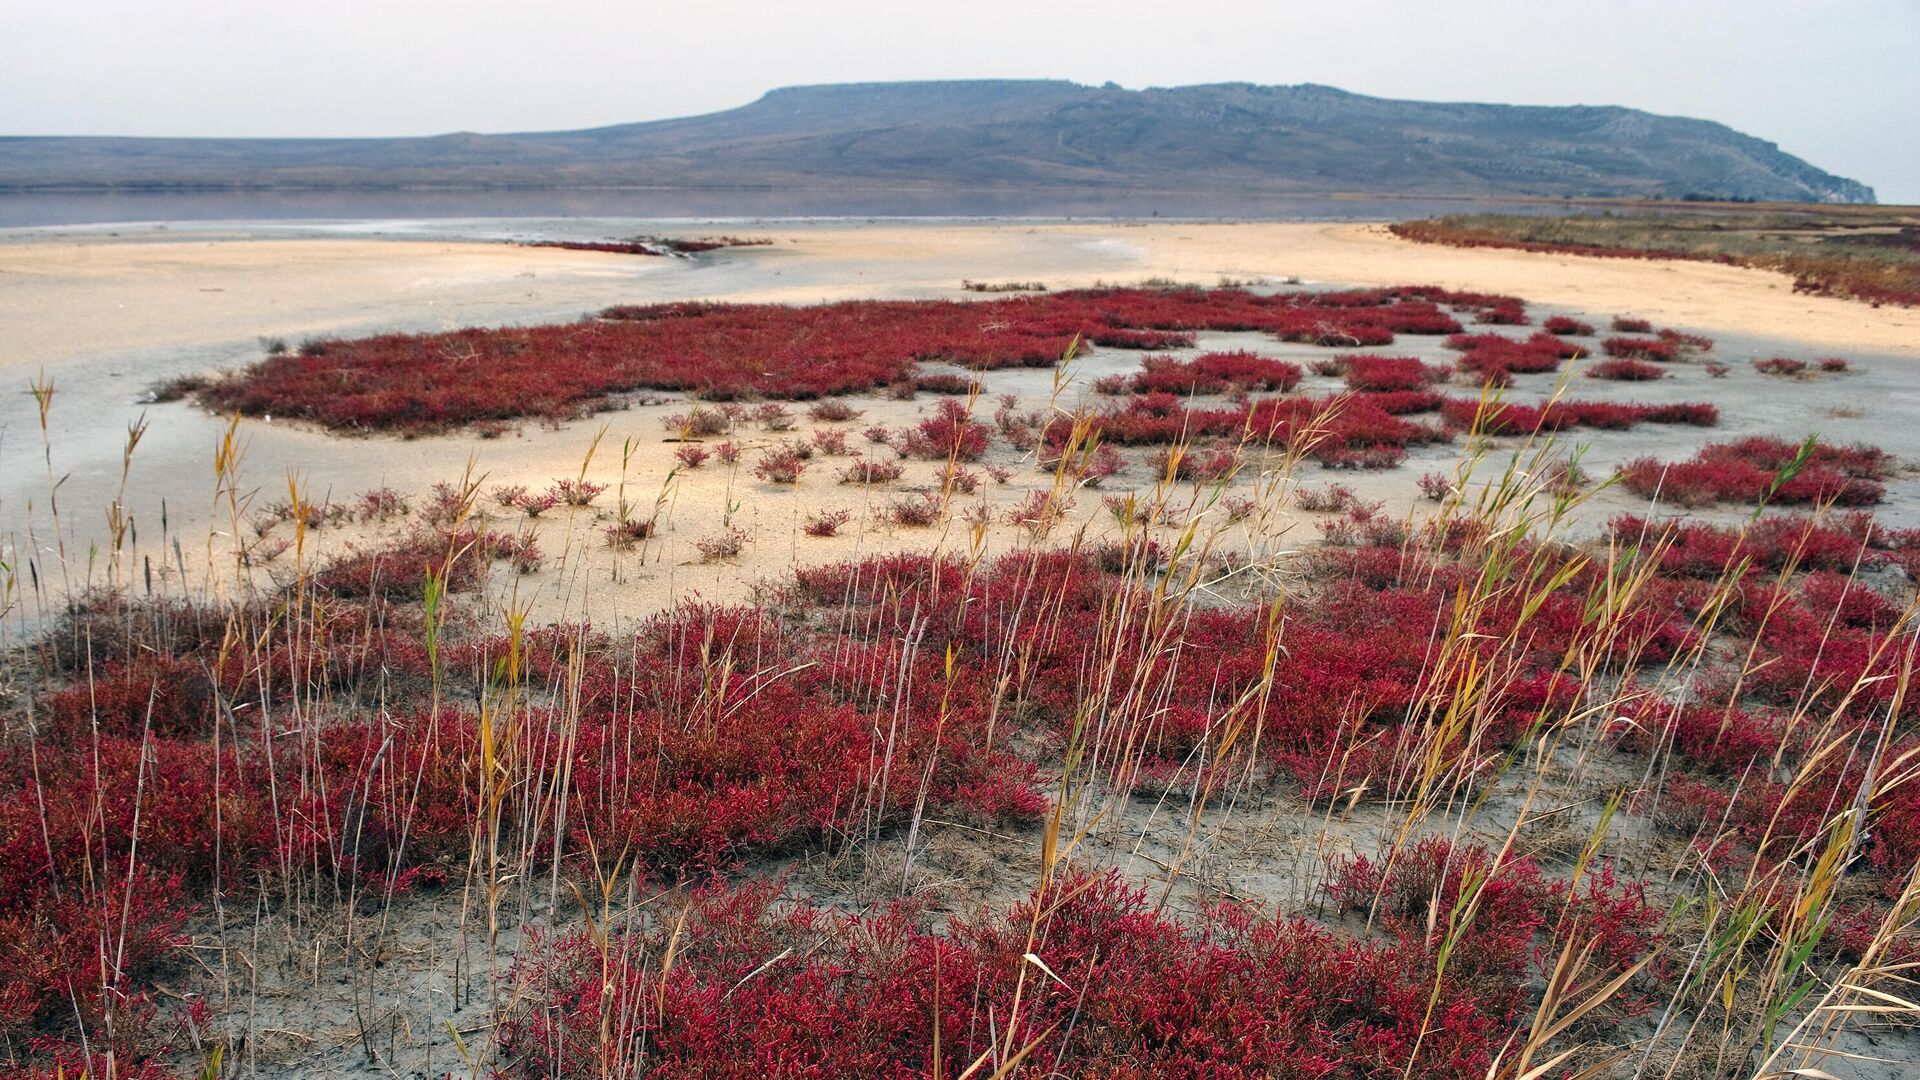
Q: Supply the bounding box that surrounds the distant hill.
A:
[0,80,1875,204]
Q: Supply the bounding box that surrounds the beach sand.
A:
[5,221,1916,373]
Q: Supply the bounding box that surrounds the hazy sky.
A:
[6,0,1916,201]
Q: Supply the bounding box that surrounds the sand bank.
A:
[0,237,675,370]
[3,221,1916,374]
[767,221,1920,357]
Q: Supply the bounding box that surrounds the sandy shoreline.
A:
[3,221,1917,373]
[0,236,679,370]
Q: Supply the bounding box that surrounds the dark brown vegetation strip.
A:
[1392,210,1920,308]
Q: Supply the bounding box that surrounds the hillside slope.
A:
[0,80,1875,203]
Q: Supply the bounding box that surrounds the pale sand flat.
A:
[3,221,1916,372]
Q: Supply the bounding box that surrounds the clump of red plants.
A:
[498,868,1550,1079]
[192,285,1514,434]
[1438,397,1718,435]
[1618,435,1893,507]
[1753,356,1808,376]
[1447,332,1582,384]
[1342,354,1448,393]
[1586,358,1666,381]
[1125,351,1303,395]
[1607,510,1920,580]
[1602,336,1680,362]
[1051,390,1445,470]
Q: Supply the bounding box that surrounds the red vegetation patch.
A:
[1543,315,1594,336]
[30,471,1899,1072]
[1439,397,1718,435]
[1147,444,1241,481]
[1586,358,1666,381]
[3,561,1064,1061]
[912,371,980,395]
[1054,391,1243,447]
[1447,332,1579,384]
[1356,389,1445,414]
[752,443,809,483]
[311,530,486,600]
[1053,390,1444,469]
[1476,299,1530,325]
[903,399,992,461]
[194,286,1507,433]
[1328,837,1665,1017]
[1619,566,1920,871]
[500,871,1517,1079]
[1619,436,1893,507]
[1753,356,1807,376]
[1657,328,1714,352]
[1609,512,1920,580]
[1127,351,1303,395]
[1342,354,1447,393]
[1247,396,1440,468]
[1602,336,1679,362]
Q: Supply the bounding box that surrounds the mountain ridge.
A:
[0,80,1875,203]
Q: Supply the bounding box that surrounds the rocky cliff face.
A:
[0,80,1875,203]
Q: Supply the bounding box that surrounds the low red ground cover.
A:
[1327,837,1666,1017]
[1447,332,1581,384]
[4,544,1062,1065]
[1438,397,1718,435]
[1608,511,1920,579]
[7,515,1908,1077]
[1586,358,1666,381]
[1543,315,1593,336]
[1050,391,1444,468]
[1355,389,1445,414]
[14,454,1918,1072]
[500,869,1514,1079]
[498,830,1672,1079]
[1619,436,1893,507]
[1657,328,1714,351]
[1342,354,1447,393]
[193,286,1509,433]
[1058,384,1718,470]
[1753,356,1808,376]
[1602,336,1680,362]
[1128,351,1303,395]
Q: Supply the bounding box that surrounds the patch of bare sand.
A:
[4,221,1916,374]
[0,238,677,368]
[769,221,1920,357]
